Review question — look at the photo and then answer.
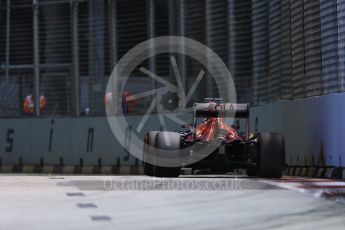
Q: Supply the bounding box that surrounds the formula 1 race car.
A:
[143,99,285,178]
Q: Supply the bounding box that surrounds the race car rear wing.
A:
[193,103,250,118]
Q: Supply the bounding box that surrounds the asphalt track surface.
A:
[1,175,345,230]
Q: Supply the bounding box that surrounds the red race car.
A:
[143,99,285,178]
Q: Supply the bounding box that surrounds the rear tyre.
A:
[143,131,159,176]
[152,132,181,178]
[258,133,285,178]
[246,167,258,177]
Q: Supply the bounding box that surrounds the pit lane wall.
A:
[0,92,344,173]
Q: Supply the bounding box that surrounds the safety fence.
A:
[0,0,254,117]
[0,0,345,116]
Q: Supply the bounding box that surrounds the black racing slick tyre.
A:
[143,131,159,176]
[152,132,181,178]
[246,167,258,177]
[258,133,285,178]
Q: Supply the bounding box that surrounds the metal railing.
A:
[0,0,344,117]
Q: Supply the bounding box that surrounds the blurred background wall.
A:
[1,0,344,116]
[0,0,345,167]
[0,0,253,116]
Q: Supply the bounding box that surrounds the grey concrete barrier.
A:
[0,164,144,175]
[307,167,317,177]
[300,167,308,177]
[283,166,345,179]
[250,93,345,169]
[0,117,153,167]
[0,113,196,169]
[331,168,343,179]
[317,168,326,178]
[294,167,302,177]
[325,167,335,179]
